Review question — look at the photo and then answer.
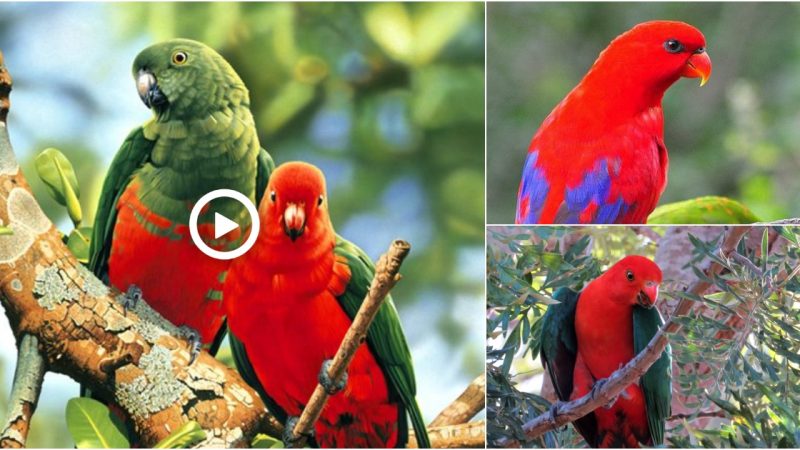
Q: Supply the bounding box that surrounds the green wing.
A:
[632,306,672,446]
[540,287,598,447]
[88,127,153,280]
[334,236,429,449]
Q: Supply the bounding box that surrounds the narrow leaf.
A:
[153,421,206,448]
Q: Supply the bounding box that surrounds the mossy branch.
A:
[0,49,281,447]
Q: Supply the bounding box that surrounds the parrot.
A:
[88,38,273,360]
[540,255,671,448]
[515,21,712,224]
[223,161,430,448]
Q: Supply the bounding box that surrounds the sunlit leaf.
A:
[35,147,82,226]
[648,196,760,224]
[65,398,129,449]
[153,421,205,448]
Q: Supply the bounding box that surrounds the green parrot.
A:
[89,38,273,360]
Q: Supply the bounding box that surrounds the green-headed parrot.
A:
[89,38,273,358]
[223,162,430,448]
[540,256,672,447]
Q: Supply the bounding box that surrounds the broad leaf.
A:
[647,196,760,224]
[35,147,82,225]
[153,421,206,448]
[65,397,129,449]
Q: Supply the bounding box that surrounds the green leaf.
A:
[411,2,474,65]
[65,397,129,449]
[364,3,413,64]
[647,196,760,224]
[258,80,315,133]
[67,227,93,264]
[0,226,12,236]
[252,434,283,448]
[35,147,83,226]
[153,421,206,448]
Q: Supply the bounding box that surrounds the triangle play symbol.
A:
[214,212,239,239]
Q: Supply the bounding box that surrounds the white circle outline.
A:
[189,189,260,260]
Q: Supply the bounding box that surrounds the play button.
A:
[189,189,260,260]
[214,213,239,239]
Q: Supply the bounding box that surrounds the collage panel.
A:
[0,2,486,449]
[487,225,800,447]
[488,3,800,225]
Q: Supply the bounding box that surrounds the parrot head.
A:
[604,255,663,309]
[132,38,247,119]
[593,20,712,92]
[260,162,331,244]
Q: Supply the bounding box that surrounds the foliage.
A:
[486,226,800,447]
[65,397,129,448]
[34,147,82,226]
[65,397,206,449]
[487,3,800,223]
[648,196,761,225]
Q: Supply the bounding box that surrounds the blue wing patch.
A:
[516,151,549,223]
[555,158,629,224]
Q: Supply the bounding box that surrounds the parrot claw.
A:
[282,416,313,446]
[178,326,202,365]
[318,359,347,395]
[121,285,143,313]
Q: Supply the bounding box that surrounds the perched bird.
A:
[515,21,712,224]
[224,162,430,448]
[89,38,273,358]
[540,256,671,447]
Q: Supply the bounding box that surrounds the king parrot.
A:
[540,256,672,447]
[223,162,430,448]
[89,38,273,357]
[515,21,712,224]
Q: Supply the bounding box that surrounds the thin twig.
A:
[0,334,45,448]
[289,240,411,446]
[429,374,486,428]
[667,410,727,421]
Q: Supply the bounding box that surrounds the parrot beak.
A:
[283,203,306,242]
[681,50,712,87]
[136,69,168,110]
[636,281,659,309]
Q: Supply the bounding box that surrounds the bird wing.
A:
[632,305,672,446]
[540,287,598,446]
[334,236,429,448]
[88,126,153,280]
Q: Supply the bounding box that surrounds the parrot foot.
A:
[318,359,347,395]
[282,416,313,446]
[178,326,202,365]
[121,285,143,313]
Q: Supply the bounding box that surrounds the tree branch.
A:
[495,226,752,447]
[429,374,485,427]
[0,50,281,447]
[0,334,45,448]
[288,240,411,446]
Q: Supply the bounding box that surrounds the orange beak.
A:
[283,203,306,241]
[636,281,659,309]
[681,51,712,87]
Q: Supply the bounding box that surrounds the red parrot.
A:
[541,256,671,447]
[223,162,429,448]
[515,21,712,224]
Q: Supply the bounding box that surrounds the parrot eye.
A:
[663,39,684,54]
[317,195,324,207]
[626,270,635,281]
[270,190,276,202]
[171,51,188,65]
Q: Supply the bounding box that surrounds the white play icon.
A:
[214,212,239,239]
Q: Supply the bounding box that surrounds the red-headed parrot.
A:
[516,21,712,224]
[223,162,430,448]
[89,38,273,358]
[540,255,671,447]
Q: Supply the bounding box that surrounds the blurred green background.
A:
[0,2,484,447]
[487,3,800,223]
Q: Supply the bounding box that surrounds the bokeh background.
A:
[0,3,485,446]
[487,3,800,223]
